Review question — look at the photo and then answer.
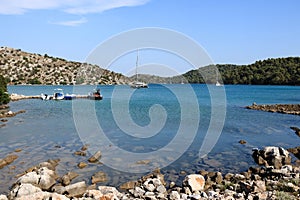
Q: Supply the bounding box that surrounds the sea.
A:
[0,84,299,194]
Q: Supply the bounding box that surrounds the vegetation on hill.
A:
[0,75,10,105]
[183,57,300,85]
[1,46,299,85]
[0,47,130,85]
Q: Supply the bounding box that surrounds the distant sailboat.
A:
[130,50,148,89]
[215,70,223,86]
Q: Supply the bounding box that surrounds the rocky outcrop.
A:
[246,103,300,115]
[287,146,300,159]
[290,126,300,137]
[252,146,291,169]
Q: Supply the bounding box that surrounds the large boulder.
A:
[64,181,87,198]
[10,183,42,198]
[182,174,205,192]
[252,146,291,169]
[15,167,57,190]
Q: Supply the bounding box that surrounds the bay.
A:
[0,84,299,193]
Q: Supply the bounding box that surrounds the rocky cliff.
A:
[0,47,130,85]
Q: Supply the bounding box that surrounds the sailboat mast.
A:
[135,49,139,81]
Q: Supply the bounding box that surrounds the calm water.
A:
[0,84,299,193]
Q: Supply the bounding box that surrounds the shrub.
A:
[0,75,10,105]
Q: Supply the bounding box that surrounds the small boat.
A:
[40,93,52,100]
[216,81,222,87]
[88,89,103,100]
[53,88,64,100]
[130,81,148,88]
[64,93,76,100]
[215,70,223,86]
[130,49,148,89]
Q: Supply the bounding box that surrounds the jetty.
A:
[10,93,89,101]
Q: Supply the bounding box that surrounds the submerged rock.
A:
[91,171,108,184]
[239,140,247,144]
[88,150,102,163]
[77,162,87,169]
[0,154,18,169]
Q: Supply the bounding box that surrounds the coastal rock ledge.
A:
[2,146,300,199]
[246,103,300,115]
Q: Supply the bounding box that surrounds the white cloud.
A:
[50,17,88,26]
[0,0,151,15]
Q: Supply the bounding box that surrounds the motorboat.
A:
[53,88,64,100]
[88,89,103,100]
[40,93,52,100]
[130,81,148,88]
[64,93,76,100]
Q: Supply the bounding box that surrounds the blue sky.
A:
[0,0,299,75]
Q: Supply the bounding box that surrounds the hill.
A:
[183,57,300,85]
[0,47,130,85]
[1,47,299,85]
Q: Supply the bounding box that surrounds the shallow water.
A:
[0,84,299,194]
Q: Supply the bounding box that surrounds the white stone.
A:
[156,185,166,194]
[169,191,180,200]
[0,195,8,200]
[17,171,40,185]
[183,174,205,192]
[15,191,70,200]
[83,190,103,199]
[98,186,122,199]
[65,181,87,197]
[11,183,42,198]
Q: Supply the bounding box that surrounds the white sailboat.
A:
[130,50,148,89]
[215,70,223,87]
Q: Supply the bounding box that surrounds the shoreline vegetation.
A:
[0,46,300,86]
[1,145,300,199]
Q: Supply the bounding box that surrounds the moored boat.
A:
[130,49,148,89]
[64,93,76,100]
[88,89,103,100]
[53,88,64,100]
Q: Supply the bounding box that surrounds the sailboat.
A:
[130,50,148,89]
[215,70,223,86]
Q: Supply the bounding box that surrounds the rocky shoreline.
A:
[0,103,25,128]
[246,103,300,115]
[1,146,300,200]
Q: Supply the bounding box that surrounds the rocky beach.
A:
[1,144,300,200]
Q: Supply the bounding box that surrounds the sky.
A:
[0,0,300,76]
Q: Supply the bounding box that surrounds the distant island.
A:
[0,46,299,85]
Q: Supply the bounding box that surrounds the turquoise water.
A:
[0,84,299,193]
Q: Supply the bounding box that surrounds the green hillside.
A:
[183,57,300,85]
